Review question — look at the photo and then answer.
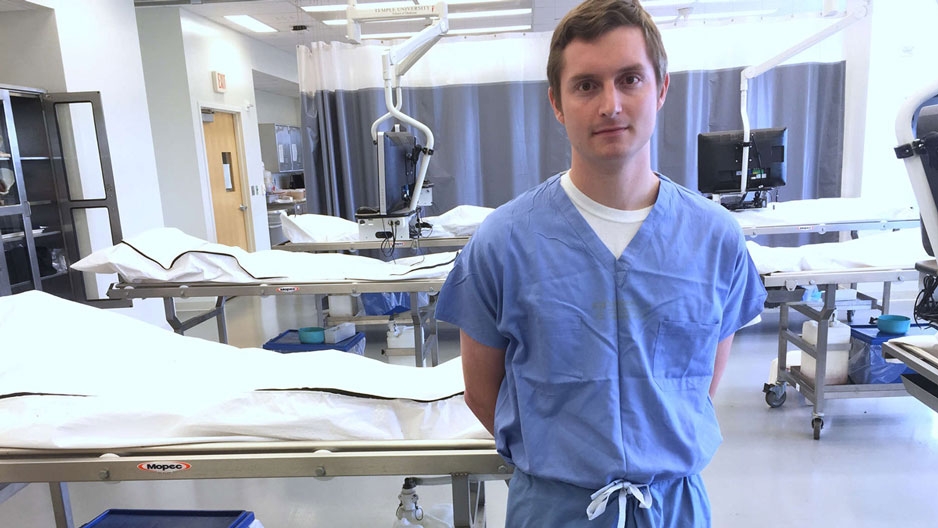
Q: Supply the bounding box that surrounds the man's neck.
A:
[568,155,659,211]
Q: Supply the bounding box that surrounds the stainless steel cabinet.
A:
[0,84,127,306]
[259,123,303,173]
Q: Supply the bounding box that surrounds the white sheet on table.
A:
[889,334,938,358]
[421,205,494,237]
[281,212,360,243]
[747,229,930,275]
[732,197,917,230]
[281,205,494,242]
[0,291,489,449]
[71,227,456,283]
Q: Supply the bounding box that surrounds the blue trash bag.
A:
[361,292,429,316]
[847,338,914,384]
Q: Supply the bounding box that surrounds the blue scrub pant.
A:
[505,469,711,528]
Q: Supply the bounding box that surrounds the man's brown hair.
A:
[547,0,668,109]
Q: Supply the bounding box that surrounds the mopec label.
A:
[137,462,192,473]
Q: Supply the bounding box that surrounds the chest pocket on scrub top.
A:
[652,320,719,391]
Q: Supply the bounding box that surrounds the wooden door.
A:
[202,111,249,250]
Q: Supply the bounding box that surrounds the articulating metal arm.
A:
[346,0,449,214]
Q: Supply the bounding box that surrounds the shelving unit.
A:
[259,123,304,174]
[762,270,916,439]
[0,84,126,305]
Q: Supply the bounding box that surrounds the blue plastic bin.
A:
[81,509,254,528]
[361,291,429,315]
[263,330,366,356]
[848,324,934,384]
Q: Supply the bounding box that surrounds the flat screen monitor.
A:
[697,127,788,196]
[377,130,418,215]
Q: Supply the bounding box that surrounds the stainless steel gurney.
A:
[106,278,446,367]
[0,439,511,528]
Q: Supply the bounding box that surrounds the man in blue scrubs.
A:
[436,0,767,526]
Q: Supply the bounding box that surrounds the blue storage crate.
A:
[263,330,366,356]
[848,324,934,384]
[81,509,255,528]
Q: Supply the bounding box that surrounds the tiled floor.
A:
[3,295,938,527]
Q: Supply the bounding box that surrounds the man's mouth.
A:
[593,126,628,136]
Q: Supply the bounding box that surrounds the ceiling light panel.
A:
[449,8,531,19]
[224,15,278,33]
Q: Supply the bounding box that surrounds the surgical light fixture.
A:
[691,9,777,19]
[448,8,531,19]
[448,24,530,34]
[303,0,512,10]
[362,24,530,39]
[642,0,695,7]
[347,0,448,217]
[322,17,423,25]
[224,15,277,33]
[447,0,518,4]
[361,30,438,39]
[322,7,529,25]
[656,8,777,22]
[322,4,531,25]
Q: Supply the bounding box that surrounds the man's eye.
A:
[620,75,641,86]
[575,81,597,92]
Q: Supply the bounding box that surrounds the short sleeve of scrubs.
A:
[719,227,766,341]
[436,218,509,350]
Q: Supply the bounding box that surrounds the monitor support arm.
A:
[347,0,449,214]
[738,5,867,195]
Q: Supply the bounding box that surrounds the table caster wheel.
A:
[812,417,824,440]
[764,386,787,408]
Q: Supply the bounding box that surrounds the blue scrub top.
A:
[436,174,766,490]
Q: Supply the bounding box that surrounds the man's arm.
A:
[710,333,735,398]
[460,330,506,436]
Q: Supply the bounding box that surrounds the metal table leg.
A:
[408,294,440,368]
[452,473,486,528]
[410,292,426,367]
[49,482,74,528]
[162,296,230,343]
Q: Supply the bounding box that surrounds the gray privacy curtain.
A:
[302,81,569,220]
[303,61,845,244]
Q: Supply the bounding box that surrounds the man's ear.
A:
[548,87,564,125]
[657,72,670,110]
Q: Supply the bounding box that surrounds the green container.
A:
[297,326,325,344]
[876,315,911,334]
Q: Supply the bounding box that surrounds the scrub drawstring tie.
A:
[586,479,652,528]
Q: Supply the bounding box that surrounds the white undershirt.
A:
[560,173,763,330]
[560,172,652,258]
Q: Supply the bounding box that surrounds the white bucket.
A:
[800,320,851,385]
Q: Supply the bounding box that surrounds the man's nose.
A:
[600,85,622,118]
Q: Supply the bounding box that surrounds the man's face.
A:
[549,26,668,173]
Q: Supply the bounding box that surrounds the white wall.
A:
[137,8,213,239]
[860,0,938,205]
[255,90,301,127]
[136,8,209,240]
[840,0,874,199]
[0,7,64,90]
[136,8,299,251]
[2,0,167,327]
